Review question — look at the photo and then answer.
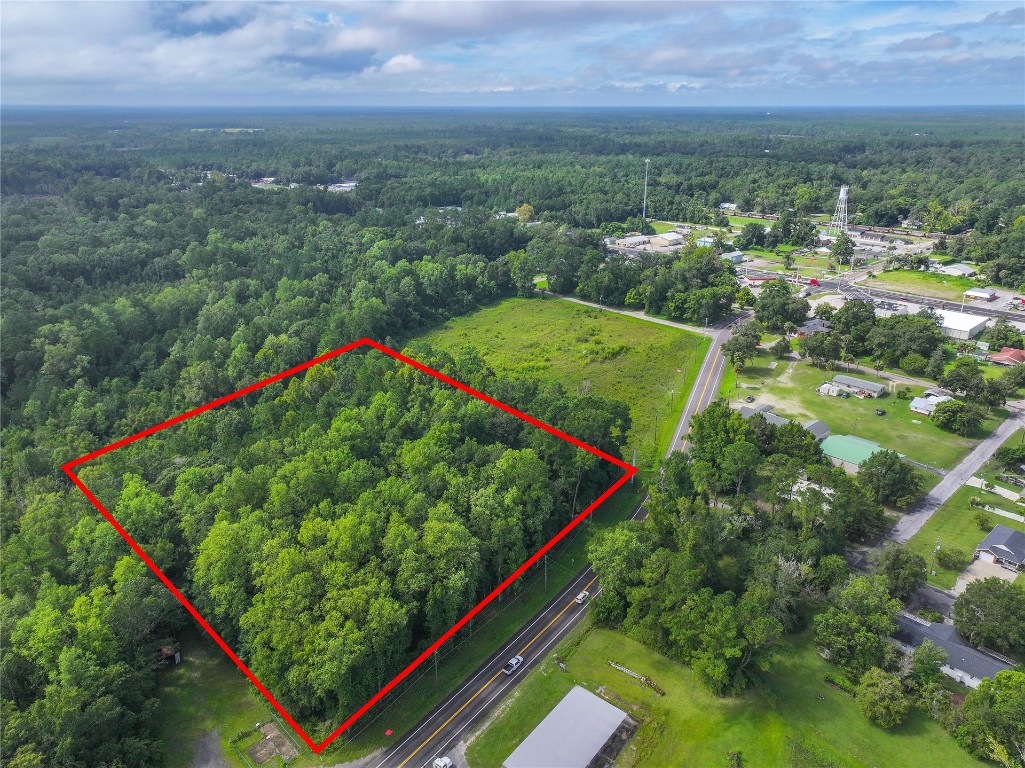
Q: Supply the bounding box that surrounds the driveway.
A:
[953,558,1020,596]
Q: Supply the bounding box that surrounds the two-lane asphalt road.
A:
[371,569,600,768]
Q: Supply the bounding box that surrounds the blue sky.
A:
[2,1,1022,106]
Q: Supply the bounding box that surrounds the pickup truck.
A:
[502,655,524,675]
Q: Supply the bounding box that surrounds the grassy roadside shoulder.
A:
[465,625,982,768]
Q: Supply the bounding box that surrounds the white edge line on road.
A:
[420,587,606,768]
[371,569,595,768]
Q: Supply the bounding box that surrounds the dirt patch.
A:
[188,729,229,768]
[246,722,299,764]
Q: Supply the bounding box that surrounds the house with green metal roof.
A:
[820,434,892,473]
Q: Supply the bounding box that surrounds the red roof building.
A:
[990,347,1025,366]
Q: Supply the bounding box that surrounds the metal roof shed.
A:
[503,686,627,768]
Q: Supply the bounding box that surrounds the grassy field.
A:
[420,297,709,470]
[465,625,982,768]
[906,486,1025,589]
[728,215,776,229]
[156,630,276,768]
[868,270,981,301]
[718,352,997,470]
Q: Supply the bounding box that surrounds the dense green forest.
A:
[2,108,1023,767]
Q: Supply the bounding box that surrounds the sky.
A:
[2,1,1023,107]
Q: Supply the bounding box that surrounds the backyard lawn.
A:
[718,352,996,470]
[905,486,1025,589]
[465,625,982,768]
[868,270,983,301]
[421,297,708,470]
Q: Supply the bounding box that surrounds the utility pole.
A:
[642,159,650,220]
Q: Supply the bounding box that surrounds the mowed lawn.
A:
[156,630,274,768]
[869,270,982,301]
[420,298,708,467]
[465,626,981,768]
[720,352,996,470]
[906,486,1025,589]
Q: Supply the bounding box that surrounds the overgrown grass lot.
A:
[869,270,984,301]
[421,297,708,469]
[719,351,999,470]
[465,626,982,768]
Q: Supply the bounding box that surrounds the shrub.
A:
[974,511,994,532]
[918,609,944,623]
[936,547,971,571]
[824,670,856,694]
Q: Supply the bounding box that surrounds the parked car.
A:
[575,590,590,604]
[432,758,453,768]
[875,408,886,416]
[839,391,850,399]
[502,655,524,675]
[744,395,755,403]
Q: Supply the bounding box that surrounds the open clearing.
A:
[868,270,982,302]
[465,625,981,768]
[718,351,999,470]
[421,297,708,469]
[156,631,273,768]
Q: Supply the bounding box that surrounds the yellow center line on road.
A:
[395,574,599,768]
[681,349,721,453]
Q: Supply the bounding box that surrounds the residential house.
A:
[733,403,830,441]
[797,319,832,337]
[696,235,716,247]
[830,374,886,398]
[975,525,1025,572]
[909,393,953,416]
[720,250,745,264]
[892,613,1012,689]
[990,347,1025,367]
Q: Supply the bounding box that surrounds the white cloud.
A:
[378,53,425,75]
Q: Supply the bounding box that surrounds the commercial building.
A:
[503,686,632,768]
[940,263,978,277]
[798,319,832,336]
[963,287,998,302]
[616,235,649,248]
[651,231,684,247]
[934,309,989,340]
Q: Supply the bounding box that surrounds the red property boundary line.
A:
[63,338,635,754]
